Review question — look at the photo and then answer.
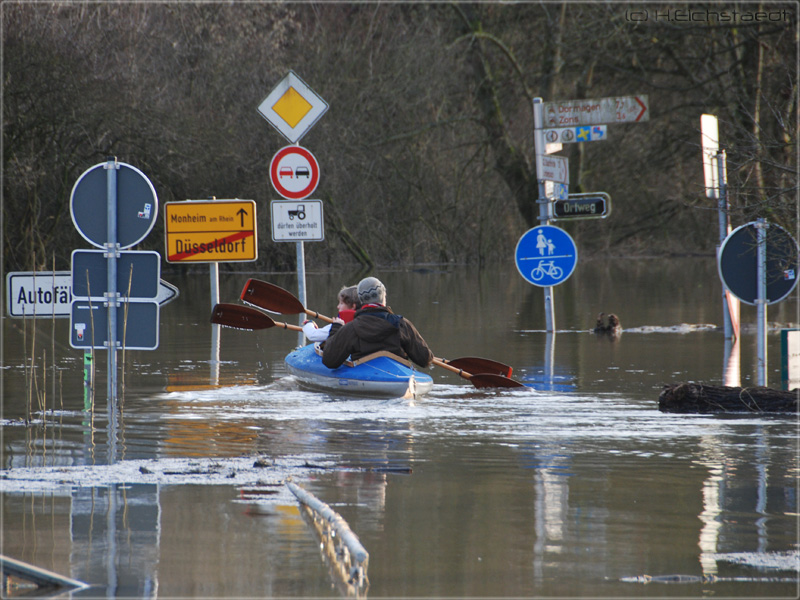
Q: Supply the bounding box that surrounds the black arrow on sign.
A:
[237,208,248,227]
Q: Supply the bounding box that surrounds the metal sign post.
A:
[530,95,648,331]
[164,197,258,383]
[260,71,328,345]
[70,158,162,462]
[718,220,799,386]
[701,114,739,341]
[105,159,119,406]
[756,220,768,384]
[532,98,555,332]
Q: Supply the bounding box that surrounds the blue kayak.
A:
[284,343,433,398]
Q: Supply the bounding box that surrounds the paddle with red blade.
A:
[431,358,525,389]
[210,303,303,332]
[442,357,513,379]
[241,278,335,323]
[239,278,516,379]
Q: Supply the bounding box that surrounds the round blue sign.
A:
[515,225,578,287]
[718,221,799,305]
[70,162,158,249]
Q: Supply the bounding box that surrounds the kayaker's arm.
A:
[400,321,434,368]
[302,321,331,343]
[321,324,352,369]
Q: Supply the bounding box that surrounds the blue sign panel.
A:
[718,221,798,305]
[70,300,159,350]
[70,162,158,249]
[515,225,578,287]
[72,250,161,300]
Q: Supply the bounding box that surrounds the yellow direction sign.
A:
[164,200,257,263]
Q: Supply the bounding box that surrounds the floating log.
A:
[659,383,799,414]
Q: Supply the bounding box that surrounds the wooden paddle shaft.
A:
[431,358,474,378]
[306,309,335,324]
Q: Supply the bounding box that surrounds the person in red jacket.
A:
[321,277,433,369]
[302,285,358,342]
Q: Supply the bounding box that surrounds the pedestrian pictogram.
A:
[515,225,578,287]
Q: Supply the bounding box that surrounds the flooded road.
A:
[2,258,798,597]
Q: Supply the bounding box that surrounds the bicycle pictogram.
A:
[515,225,578,288]
[531,260,563,282]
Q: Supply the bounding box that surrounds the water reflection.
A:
[3,260,798,597]
[71,485,160,597]
[724,337,741,387]
[530,447,571,582]
[696,425,796,579]
[521,332,578,391]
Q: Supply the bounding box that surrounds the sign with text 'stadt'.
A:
[164,200,257,263]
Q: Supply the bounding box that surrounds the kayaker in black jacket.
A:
[321,277,433,369]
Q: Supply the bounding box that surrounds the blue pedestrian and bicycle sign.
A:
[515,225,578,287]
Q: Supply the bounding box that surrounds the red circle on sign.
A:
[269,145,320,200]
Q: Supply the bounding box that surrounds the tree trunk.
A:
[453,5,538,227]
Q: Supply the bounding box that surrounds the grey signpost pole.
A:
[756,219,768,385]
[533,98,555,332]
[258,72,327,347]
[719,220,799,387]
[105,158,119,404]
[296,240,307,347]
[104,158,119,461]
[208,198,221,385]
[716,149,737,341]
[71,159,160,465]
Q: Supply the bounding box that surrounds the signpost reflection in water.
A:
[2,259,797,597]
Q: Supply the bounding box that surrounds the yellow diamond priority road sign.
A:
[257,71,328,144]
[164,200,257,263]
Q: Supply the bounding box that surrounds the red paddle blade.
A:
[210,303,276,330]
[446,357,513,378]
[240,279,304,315]
[469,373,526,389]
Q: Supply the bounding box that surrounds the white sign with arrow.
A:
[543,96,649,128]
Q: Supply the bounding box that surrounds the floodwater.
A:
[2,257,798,598]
